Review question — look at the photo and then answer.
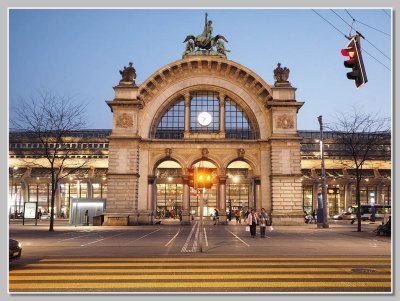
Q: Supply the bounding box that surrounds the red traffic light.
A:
[341,47,356,59]
[341,35,368,88]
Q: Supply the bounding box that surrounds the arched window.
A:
[155,98,185,139]
[190,91,220,132]
[225,99,256,139]
[154,91,257,139]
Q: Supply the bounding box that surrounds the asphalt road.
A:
[8,219,392,293]
[9,218,391,262]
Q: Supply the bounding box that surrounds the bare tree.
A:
[327,108,390,232]
[11,92,88,231]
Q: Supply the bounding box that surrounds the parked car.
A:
[9,239,22,261]
[40,213,56,220]
[333,212,355,220]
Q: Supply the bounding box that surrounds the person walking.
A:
[259,208,269,238]
[213,208,219,225]
[246,208,258,238]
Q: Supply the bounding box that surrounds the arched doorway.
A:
[154,160,183,220]
[189,160,218,218]
[226,160,254,221]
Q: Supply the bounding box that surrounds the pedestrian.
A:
[213,208,219,225]
[246,208,258,238]
[259,208,269,238]
[37,209,42,219]
[235,209,241,224]
[178,209,182,222]
[311,209,316,223]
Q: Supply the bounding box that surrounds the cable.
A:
[382,9,390,18]
[362,48,391,71]
[355,20,391,37]
[330,9,355,36]
[345,9,355,21]
[312,10,349,39]
[362,37,391,60]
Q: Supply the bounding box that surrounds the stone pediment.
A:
[138,56,273,105]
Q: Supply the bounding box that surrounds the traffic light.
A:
[341,35,367,88]
[194,167,213,189]
[187,168,195,188]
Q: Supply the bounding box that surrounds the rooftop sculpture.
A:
[183,13,230,58]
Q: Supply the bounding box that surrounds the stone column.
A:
[87,179,93,199]
[312,182,319,211]
[147,176,156,212]
[181,175,191,225]
[184,92,191,137]
[219,93,225,137]
[219,176,227,223]
[254,178,262,211]
[344,182,352,210]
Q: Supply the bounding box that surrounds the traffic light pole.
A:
[318,116,329,228]
[198,188,204,252]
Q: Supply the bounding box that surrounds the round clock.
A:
[197,111,212,126]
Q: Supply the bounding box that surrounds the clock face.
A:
[197,111,212,126]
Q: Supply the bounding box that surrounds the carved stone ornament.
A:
[276,114,294,129]
[202,148,209,157]
[165,148,172,157]
[273,63,290,83]
[116,113,133,128]
[237,148,245,158]
[119,62,137,85]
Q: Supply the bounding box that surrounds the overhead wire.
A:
[312,9,349,39]
[382,9,390,18]
[362,49,391,71]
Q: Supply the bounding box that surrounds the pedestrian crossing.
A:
[9,257,391,292]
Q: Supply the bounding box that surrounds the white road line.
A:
[204,227,208,247]
[57,232,98,242]
[165,229,181,247]
[191,224,200,252]
[80,231,127,247]
[181,222,197,252]
[133,228,161,241]
[227,229,250,247]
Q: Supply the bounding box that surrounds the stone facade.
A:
[105,56,304,225]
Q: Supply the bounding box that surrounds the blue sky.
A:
[9,8,392,130]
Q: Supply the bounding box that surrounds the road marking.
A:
[181,222,197,252]
[10,273,391,281]
[10,267,392,274]
[80,231,127,247]
[9,281,391,290]
[38,257,391,262]
[25,261,391,267]
[132,228,161,242]
[203,227,208,247]
[164,229,181,247]
[226,229,250,247]
[57,232,98,242]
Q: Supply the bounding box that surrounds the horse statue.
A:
[183,13,228,51]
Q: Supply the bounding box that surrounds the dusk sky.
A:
[9,8,392,130]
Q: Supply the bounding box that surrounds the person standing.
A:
[247,209,258,238]
[259,208,269,238]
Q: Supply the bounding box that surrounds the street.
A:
[9,219,391,293]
